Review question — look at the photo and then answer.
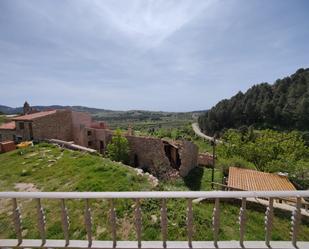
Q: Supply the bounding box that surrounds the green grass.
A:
[0,115,6,125]
[192,137,213,153]
[0,143,308,241]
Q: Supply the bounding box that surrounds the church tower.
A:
[23,101,31,115]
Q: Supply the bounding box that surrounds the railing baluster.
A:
[239,198,246,248]
[60,199,70,246]
[265,197,274,247]
[212,198,220,248]
[291,197,302,248]
[134,198,142,248]
[109,199,117,248]
[84,199,92,247]
[36,198,46,246]
[187,199,193,248]
[12,198,22,245]
[161,198,167,248]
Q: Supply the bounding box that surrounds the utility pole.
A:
[211,136,216,189]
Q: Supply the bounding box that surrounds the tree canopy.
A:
[198,68,309,135]
[217,129,309,188]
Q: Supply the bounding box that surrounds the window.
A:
[87,130,92,136]
[88,141,92,147]
[19,122,24,130]
[0,134,2,141]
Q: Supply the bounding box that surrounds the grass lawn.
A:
[0,115,6,125]
[193,137,213,153]
[0,143,308,241]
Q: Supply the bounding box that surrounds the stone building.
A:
[0,122,16,142]
[0,107,198,178]
[0,109,91,143]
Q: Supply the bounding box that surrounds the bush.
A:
[106,129,130,164]
[217,156,256,176]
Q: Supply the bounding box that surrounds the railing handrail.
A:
[1,190,308,249]
[0,190,308,199]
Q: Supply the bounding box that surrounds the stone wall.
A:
[32,110,73,141]
[178,140,198,177]
[0,129,15,142]
[82,128,198,178]
[126,135,172,177]
[84,128,113,153]
[15,121,33,141]
[71,111,93,146]
[198,152,214,167]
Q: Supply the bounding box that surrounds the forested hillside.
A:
[198,68,309,135]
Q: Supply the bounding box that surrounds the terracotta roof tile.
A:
[12,110,57,121]
[227,167,296,191]
[0,121,16,130]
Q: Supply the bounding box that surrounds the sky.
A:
[0,0,309,111]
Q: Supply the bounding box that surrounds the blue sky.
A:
[0,0,308,111]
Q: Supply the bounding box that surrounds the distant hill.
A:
[0,104,206,129]
[0,105,113,115]
[198,68,309,135]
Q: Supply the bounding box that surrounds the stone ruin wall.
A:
[177,140,199,177]
[197,152,214,167]
[125,135,172,177]
[83,128,198,178]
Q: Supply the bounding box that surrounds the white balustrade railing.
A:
[0,191,308,249]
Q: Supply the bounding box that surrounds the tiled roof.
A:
[0,121,16,130]
[12,110,57,121]
[228,167,296,191]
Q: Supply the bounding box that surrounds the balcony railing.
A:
[0,191,308,249]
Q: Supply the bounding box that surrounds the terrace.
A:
[0,190,308,249]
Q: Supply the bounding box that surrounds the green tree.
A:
[218,129,309,177]
[198,68,309,134]
[106,129,130,164]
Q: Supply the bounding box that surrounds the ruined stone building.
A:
[0,107,198,178]
[83,127,198,177]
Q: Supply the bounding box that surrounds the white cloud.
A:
[91,0,215,47]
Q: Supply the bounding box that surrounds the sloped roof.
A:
[228,167,296,191]
[12,110,57,121]
[0,121,16,130]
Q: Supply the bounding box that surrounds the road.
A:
[191,123,222,144]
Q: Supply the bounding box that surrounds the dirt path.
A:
[192,123,222,144]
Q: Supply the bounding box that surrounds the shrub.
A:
[217,156,256,176]
[106,129,130,164]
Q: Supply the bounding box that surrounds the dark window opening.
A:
[88,141,92,147]
[99,140,105,154]
[29,123,33,140]
[134,154,139,167]
[164,142,181,170]
[0,134,2,141]
[87,130,92,136]
[19,122,24,130]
